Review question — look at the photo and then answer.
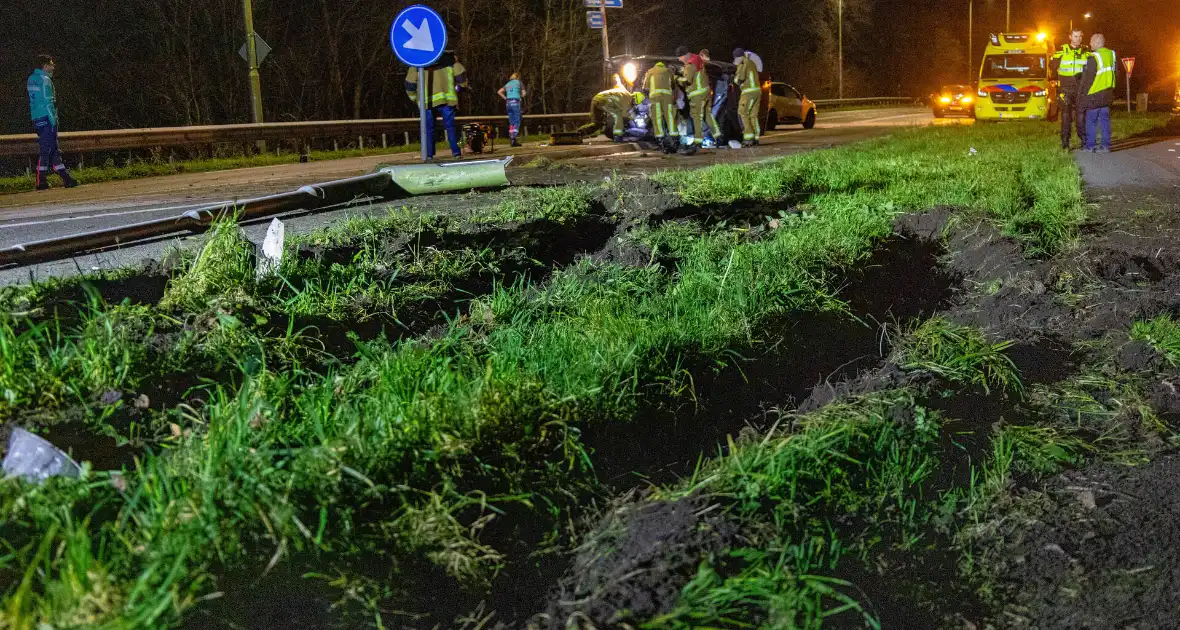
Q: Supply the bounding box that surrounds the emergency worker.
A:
[676,46,720,147]
[582,88,634,141]
[1079,33,1117,153]
[27,55,78,189]
[642,61,678,148]
[732,48,761,147]
[1051,29,1089,149]
[405,51,467,160]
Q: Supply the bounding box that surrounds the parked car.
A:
[763,82,817,129]
[932,84,976,118]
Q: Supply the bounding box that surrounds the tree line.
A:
[1,0,973,133]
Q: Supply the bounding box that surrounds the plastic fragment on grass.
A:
[2,428,81,483]
[255,217,285,280]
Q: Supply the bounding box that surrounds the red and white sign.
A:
[1123,57,1136,75]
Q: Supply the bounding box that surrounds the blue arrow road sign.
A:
[585,0,622,7]
[390,4,447,67]
[586,11,604,28]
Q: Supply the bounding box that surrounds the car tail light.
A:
[940,96,952,104]
[962,96,974,104]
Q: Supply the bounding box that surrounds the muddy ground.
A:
[529,166,1180,627]
[8,130,1180,628]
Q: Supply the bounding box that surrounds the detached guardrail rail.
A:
[0,99,917,159]
[0,158,514,268]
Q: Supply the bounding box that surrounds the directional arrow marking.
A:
[402,18,434,52]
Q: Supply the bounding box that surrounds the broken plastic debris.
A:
[2,428,81,483]
[255,218,286,280]
[968,147,978,156]
[728,140,742,149]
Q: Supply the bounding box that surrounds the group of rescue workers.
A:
[1052,30,1119,153]
[403,45,766,161]
[590,46,765,152]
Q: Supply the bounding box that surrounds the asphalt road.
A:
[1075,134,1180,190]
[0,106,935,286]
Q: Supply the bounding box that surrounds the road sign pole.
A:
[242,0,265,151]
[242,0,264,125]
[1127,74,1132,113]
[391,5,448,163]
[600,2,611,89]
[419,69,429,161]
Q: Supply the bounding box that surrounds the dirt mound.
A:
[534,493,741,629]
[988,455,1180,629]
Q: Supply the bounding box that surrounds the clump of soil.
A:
[985,455,1180,629]
[535,493,742,629]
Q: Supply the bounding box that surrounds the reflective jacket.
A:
[1080,47,1117,108]
[643,63,674,100]
[27,69,57,126]
[405,59,467,108]
[1051,44,1089,88]
[679,61,710,100]
[734,56,760,95]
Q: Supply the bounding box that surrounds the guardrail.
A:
[0,113,591,158]
[0,99,918,160]
[813,97,919,107]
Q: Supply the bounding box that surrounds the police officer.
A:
[733,48,761,147]
[642,61,678,150]
[1051,29,1089,150]
[405,51,467,160]
[27,55,78,190]
[1079,33,1117,153]
[676,46,720,149]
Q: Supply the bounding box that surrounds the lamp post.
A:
[838,0,843,99]
[968,0,973,83]
[1006,0,1010,31]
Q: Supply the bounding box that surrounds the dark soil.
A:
[585,235,956,488]
[537,493,742,628]
[986,455,1180,629]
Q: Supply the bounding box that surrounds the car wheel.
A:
[766,110,778,131]
[802,109,815,129]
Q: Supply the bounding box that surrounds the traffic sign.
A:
[238,35,272,64]
[584,0,622,7]
[586,11,603,28]
[1122,56,1136,75]
[390,4,447,67]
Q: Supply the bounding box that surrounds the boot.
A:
[56,168,79,188]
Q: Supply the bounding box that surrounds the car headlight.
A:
[961,96,974,104]
[940,96,952,104]
[978,89,988,98]
[1034,89,1047,97]
[622,62,638,85]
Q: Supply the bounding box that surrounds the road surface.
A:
[0,107,934,285]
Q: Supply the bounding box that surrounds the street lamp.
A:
[837,0,843,100]
[968,0,973,83]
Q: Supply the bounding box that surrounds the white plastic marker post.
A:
[256,217,285,280]
[390,5,448,162]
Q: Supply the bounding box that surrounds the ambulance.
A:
[974,32,1057,121]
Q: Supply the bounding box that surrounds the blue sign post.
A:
[391,5,448,161]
